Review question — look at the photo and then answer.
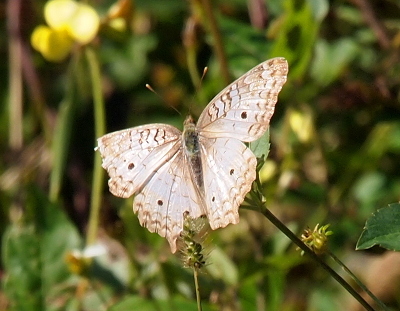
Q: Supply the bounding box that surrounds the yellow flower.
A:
[31,0,100,62]
[45,0,100,44]
[288,109,313,143]
[31,25,73,62]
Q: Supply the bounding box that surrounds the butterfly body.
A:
[97,57,288,252]
[183,116,204,194]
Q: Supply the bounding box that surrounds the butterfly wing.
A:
[97,124,204,253]
[97,124,182,198]
[195,57,288,229]
[134,150,204,253]
[199,136,257,229]
[197,57,288,142]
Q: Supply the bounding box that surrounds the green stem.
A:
[49,53,79,202]
[85,47,106,246]
[329,251,389,311]
[200,0,230,85]
[186,42,201,91]
[193,268,202,311]
[259,207,375,311]
[186,46,208,110]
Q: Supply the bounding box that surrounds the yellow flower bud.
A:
[299,224,333,255]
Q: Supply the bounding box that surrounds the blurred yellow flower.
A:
[31,25,73,62]
[45,0,100,44]
[31,0,100,62]
[258,160,277,183]
[108,18,127,32]
[288,109,313,143]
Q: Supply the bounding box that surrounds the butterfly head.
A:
[184,115,195,127]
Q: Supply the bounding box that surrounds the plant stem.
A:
[7,0,23,149]
[329,251,389,311]
[48,53,79,202]
[85,47,106,246]
[193,268,202,311]
[200,0,230,85]
[260,207,376,311]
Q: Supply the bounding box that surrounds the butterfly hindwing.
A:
[199,136,257,229]
[134,150,204,252]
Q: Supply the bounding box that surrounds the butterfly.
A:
[96,57,288,253]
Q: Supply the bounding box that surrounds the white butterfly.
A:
[96,57,288,253]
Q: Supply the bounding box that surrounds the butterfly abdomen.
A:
[183,116,204,192]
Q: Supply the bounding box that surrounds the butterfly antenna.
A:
[145,84,181,116]
[145,83,157,94]
[197,67,208,93]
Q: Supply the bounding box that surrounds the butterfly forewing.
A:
[196,57,288,141]
[97,124,182,198]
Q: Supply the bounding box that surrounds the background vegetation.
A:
[1,0,400,310]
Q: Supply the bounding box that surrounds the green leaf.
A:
[250,128,270,159]
[205,247,238,285]
[108,296,215,311]
[102,35,157,89]
[356,203,400,250]
[311,38,359,87]
[219,16,272,67]
[269,0,321,79]
[2,187,82,310]
[108,296,156,311]
[308,0,329,22]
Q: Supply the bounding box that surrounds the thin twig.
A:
[21,41,52,146]
[7,0,23,149]
[329,251,389,311]
[351,0,390,49]
[247,0,268,29]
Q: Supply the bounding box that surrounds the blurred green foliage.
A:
[1,0,400,310]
